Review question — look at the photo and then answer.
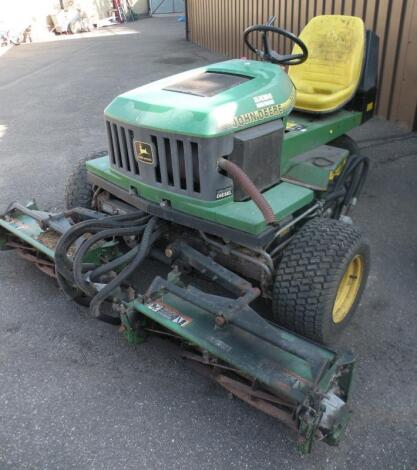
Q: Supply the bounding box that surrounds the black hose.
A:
[325,153,369,217]
[87,230,164,282]
[54,211,161,325]
[89,217,159,323]
[72,225,147,296]
[345,158,369,201]
[334,154,369,194]
[89,247,138,281]
[55,212,150,283]
[56,272,90,307]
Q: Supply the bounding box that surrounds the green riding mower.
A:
[0,15,378,453]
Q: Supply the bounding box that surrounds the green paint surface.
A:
[87,157,314,234]
[105,59,295,138]
[282,110,362,173]
[99,60,362,234]
[283,148,349,190]
[0,215,55,259]
[133,293,336,399]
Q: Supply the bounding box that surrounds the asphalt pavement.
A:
[0,17,416,470]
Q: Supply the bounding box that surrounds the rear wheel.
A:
[64,151,107,210]
[272,217,370,344]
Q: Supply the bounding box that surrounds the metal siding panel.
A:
[363,0,378,29]
[284,0,292,52]
[211,0,216,52]
[205,0,210,51]
[278,0,286,53]
[377,0,405,116]
[324,0,333,15]
[238,0,245,57]
[191,0,198,45]
[392,0,417,126]
[307,0,315,22]
[354,0,364,17]
[333,0,343,14]
[221,0,227,56]
[316,0,325,15]
[241,0,250,58]
[212,0,217,54]
[202,0,208,52]
[270,0,279,53]
[232,0,237,56]
[299,0,308,31]
[253,0,261,56]
[192,0,199,45]
[247,0,254,59]
[386,0,409,118]
[231,0,237,57]
[374,0,390,103]
[292,0,299,35]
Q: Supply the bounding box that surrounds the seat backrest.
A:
[288,15,365,113]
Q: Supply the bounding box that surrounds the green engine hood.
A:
[104,59,295,138]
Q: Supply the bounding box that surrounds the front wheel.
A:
[272,217,370,344]
[64,151,107,210]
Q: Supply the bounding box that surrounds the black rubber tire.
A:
[272,217,370,344]
[329,134,360,154]
[64,151,107,210]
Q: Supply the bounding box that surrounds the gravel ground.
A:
[0,17,416,470]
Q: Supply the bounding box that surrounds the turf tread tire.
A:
[64,151,107,210]
[272,217,370,344]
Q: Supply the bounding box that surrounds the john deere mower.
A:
[0,15,379,452]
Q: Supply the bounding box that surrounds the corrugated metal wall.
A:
[187,0,417,130]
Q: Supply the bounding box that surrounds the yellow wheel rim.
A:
[332,255,364,323]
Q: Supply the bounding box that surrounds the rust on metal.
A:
[35,263,56,278]
[14,247,57,279]
[282,367,313,386]
[181,350,240,373]
[215,374,295,408]
[6,241,37,251]
[215,374,298,431]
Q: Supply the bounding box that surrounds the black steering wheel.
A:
[244,18,308,66]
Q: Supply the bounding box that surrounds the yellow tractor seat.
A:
[288,15,365,114]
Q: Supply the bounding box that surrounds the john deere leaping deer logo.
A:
[134,141,154,165]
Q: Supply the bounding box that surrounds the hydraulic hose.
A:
[88,217,159,323]
[217,158,277,225]
[54,211,161,325]
[330,153,370,217]
[88,229,165,282]
[55,212,150,283]
[72,225,147,296]
[323,154,369,213]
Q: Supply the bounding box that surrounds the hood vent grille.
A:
[106,120,207,197]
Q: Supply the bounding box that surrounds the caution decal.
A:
[146,301,192,327]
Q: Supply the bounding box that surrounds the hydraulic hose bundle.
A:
[325,153,370,218]
[55,211,162,324]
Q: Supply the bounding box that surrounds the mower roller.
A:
[0,15,378,453]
